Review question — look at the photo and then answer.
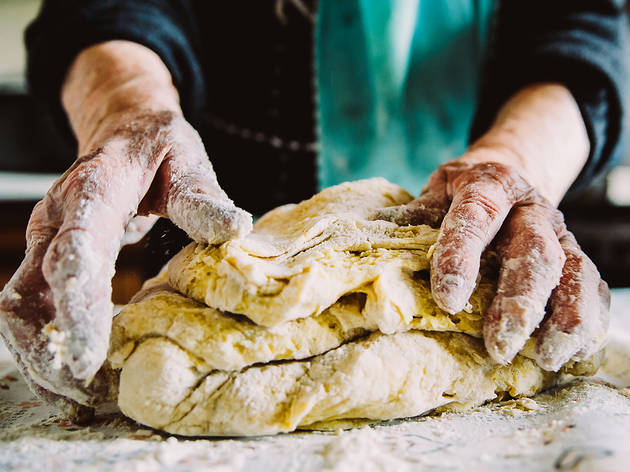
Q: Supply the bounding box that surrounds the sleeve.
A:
[25,0,204,148]
[470,0,629,191]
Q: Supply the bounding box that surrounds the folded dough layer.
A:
[168,179,484,332]
[110,271,494,374]
[117,330,558,436]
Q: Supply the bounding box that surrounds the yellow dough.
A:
[115,329,557,436]
[109,179,600,436]
[168,179,496,333]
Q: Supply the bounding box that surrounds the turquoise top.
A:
[316,0,494,194]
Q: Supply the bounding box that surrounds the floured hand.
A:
[0,42,252,408]
[376,83,609,371]
[375,160,609,371]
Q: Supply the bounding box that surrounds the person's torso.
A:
[189,0,494,215]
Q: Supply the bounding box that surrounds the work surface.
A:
[1,291,629,472]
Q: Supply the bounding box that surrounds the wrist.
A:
[61,41,181,151]
[461,138,551,202]
[461,83,590,205]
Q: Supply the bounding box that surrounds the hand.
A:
[0,42,252,407]
[376,159,609,371]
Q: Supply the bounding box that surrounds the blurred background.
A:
[1,0,630,304]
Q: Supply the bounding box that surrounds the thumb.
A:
[158,153,253,245]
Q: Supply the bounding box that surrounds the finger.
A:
[2,331,95,421]
[153,126,252,244]
[597,279,612,338]
[1,200,57,336]
[3,323,112,409]
[483,204,565,364]
[1,201,107,404]
[164,160,253,244]
[372,169,450,227]
[532,231,609,371]
[42,147,157,380]
[121,214,159,246]
[431,163,523,313]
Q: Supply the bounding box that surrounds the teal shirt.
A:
[316,0,494,194]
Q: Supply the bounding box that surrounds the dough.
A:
[168,179,495,333]
[109,273,493,373]
[116,328,556,437]
[109,179,600,436]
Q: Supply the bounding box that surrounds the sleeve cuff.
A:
[470,7,628,192]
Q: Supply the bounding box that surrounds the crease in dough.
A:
[109,273,493,373]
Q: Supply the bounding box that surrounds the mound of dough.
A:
[109,179,600,436]
[168,179,444,332]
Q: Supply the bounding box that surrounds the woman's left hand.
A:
[375,157,609,371]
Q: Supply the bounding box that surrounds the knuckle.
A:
[443,200,501,246]
[560,247,597,284]
[500,207,565,266]
[26,199,59,244]
[54,149,111,206]
[74,147,105,168]
[459,194,503,221]
[518,231,564,268]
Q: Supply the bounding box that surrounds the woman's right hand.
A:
[0,41,252,412]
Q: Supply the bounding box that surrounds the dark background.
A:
[1,0,629,304]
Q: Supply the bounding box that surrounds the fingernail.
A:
[484,317,526,364]
[485,337,521,365]
[169,197,253,244]
[225,207,254,239]
[431,273,469,314]
[534,329,581,372]
[203,206,253,244]
[484,296,546,365]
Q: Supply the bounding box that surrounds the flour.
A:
[11,320,630,470]
[321,428,412,472]
[1,371,629,471]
